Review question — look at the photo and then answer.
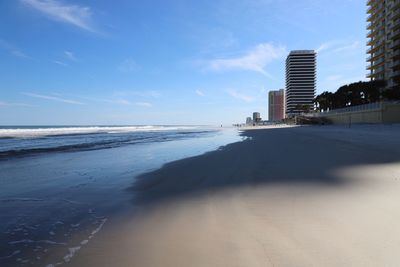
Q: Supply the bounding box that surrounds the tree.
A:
[382,88,400,100]
[294,104,311,113]
[314,91,334,111]
[315,80,387,110]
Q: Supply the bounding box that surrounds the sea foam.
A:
[0,126,197,139]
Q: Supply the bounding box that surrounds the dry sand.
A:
[69,125,400,267]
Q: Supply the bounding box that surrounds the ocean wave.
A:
[0,128,216,159]
[0,138,144,158]
[0,126,197,139]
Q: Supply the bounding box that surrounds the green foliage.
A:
[314,80,388,111]
[294,104,312,113]
[382,87,400,100]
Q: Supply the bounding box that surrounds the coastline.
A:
[70,125,400,267]
[0,128,242,267]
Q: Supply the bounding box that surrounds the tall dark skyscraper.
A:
[285,50,316,117]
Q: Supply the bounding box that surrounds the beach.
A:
[69,125,400,267]
[2,125,400,266]
[0,126,242,266]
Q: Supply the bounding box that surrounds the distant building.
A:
[253,112,261,123]
[285,50,316,117]
[246,117,252,125]
[268,89,285,122]
[367,0,400,89]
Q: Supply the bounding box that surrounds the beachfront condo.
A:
[285,50,316,117]
[252,112,261,123]
[367,0,400,89]
[268,89,285,122]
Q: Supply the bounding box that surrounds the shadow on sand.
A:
[128,126,399,206]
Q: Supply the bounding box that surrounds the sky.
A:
[0,0,367,125]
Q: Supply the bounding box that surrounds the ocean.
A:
[0,125,218,158]
[0,125,242,266]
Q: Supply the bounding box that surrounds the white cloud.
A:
[53,60,68,66]
[0,39,30,59]
[195,89,205,97]
[204,43,286,76]
[135,102,152,108]
[112,99,131,105]
[77,96,135,106]
[21,0,96,32]
[11,50,30,59]
[316,42,334,53]
[22,92,84,105]
[64,51,77,61]
[317,40,361,55]
[117,59,140,73]
[226,89,254,102]
[0,101,35,107]
[113,90,161,98]
[332,41,360,53]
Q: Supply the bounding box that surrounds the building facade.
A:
[246,117,252,125]
[268,89,285,122]
[285,50,316,117]
[252,112,261,123]
[367,0,400,89]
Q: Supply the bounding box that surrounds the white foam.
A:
[54,218,107,265]
[89,218,107,238]
[8,239,66,245]
[63,246,81,262]
[0,126,198,138]
[0,250,20,259]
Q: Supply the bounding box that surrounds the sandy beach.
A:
[62,125,400,267]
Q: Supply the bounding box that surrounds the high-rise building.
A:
[252,112,261,123]
[367,0,400,89]
[246,117,252,125]
[285,50,316,117]
[268,89,285,122]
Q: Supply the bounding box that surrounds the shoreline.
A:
[0,128,243,267]
[69,125,400,266]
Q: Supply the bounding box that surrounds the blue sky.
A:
[0,0,367,125]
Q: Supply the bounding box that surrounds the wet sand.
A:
[0,129,242,267]
[71,125,400,267]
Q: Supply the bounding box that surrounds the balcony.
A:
[392,50,400,62]
[367,42,385,54]
[367,24,385,38]
[367,65,385,78]
[392,61,400,72]
[394,0,400,10]
[367,50,385,62]
[368,5,385,23]
[367,1,381,14]
[393,27,400,40]
[390,39,400,50]
[392,70,400,78]
[392,8,400,20]
[373,56,385,66]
